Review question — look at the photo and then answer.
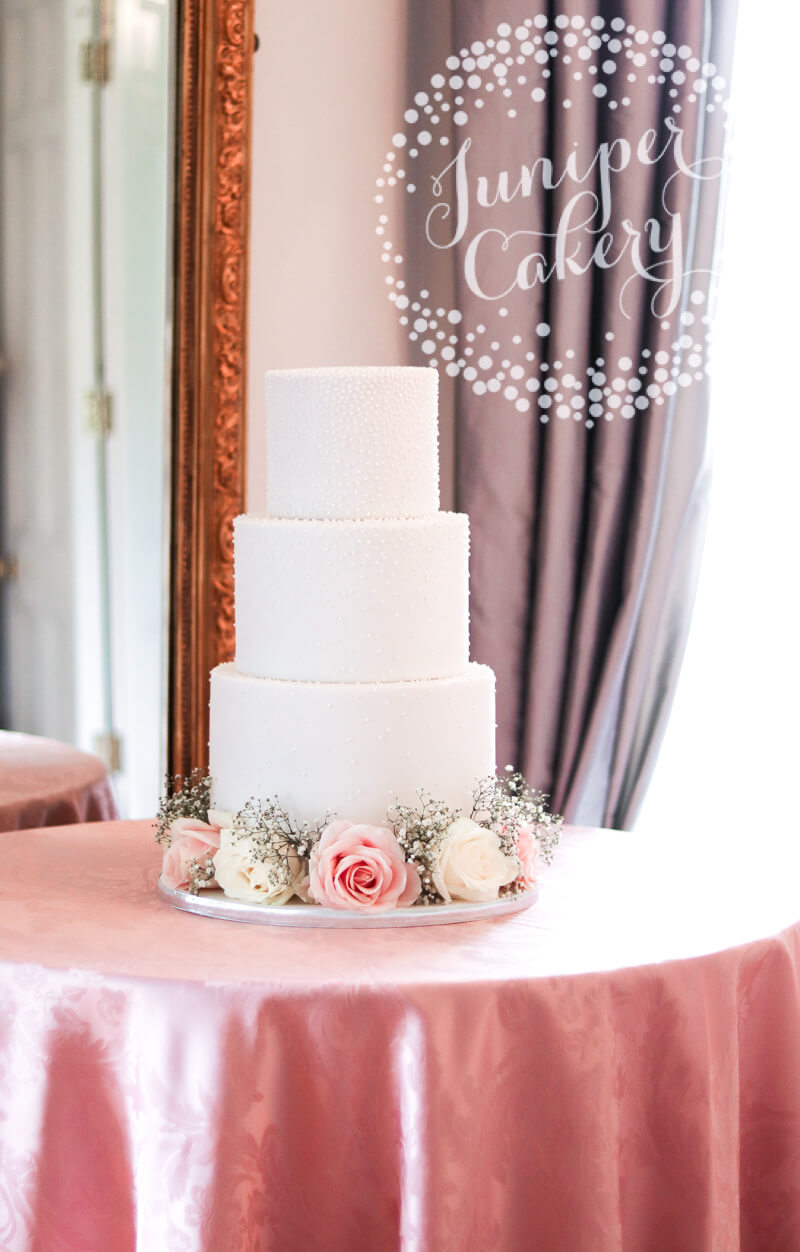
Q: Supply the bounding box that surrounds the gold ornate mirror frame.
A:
[168,0,253,779]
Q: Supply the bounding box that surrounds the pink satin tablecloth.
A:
[1,819,799,1251]
[0,730,118,831]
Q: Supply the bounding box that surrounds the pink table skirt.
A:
[0,730,117,831]
[1,820,799,1251]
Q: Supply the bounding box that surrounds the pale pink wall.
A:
[247,0,455,512]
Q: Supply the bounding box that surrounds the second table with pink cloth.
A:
[0,729,117,831]
[1,817,799,1251]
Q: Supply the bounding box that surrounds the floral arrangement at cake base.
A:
[155,768,562,915]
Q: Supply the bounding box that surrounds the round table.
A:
[0,819,798,1251]
[0,730,118,831]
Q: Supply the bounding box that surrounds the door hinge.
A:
[80,37,112,86]
[93,730,123,773]
[0,555,19,581]
[86,387,113,437]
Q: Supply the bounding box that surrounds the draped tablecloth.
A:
[0,730,118,831]
[1,819,799,1252]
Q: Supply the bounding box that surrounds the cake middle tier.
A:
[209,662,496,827]
[234,513,470,682]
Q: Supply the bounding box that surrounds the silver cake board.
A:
[158,877,538,929]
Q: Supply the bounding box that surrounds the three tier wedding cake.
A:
[157,365,560,919]
[210,365,495,824]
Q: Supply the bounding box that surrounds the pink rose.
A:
[515,822,540,890]
[308,820,421,912]
[161,816,224,890]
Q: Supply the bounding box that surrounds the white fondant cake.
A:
[234,513,469,682]
[264,365,439,519]
[210,662,495,826]
[209,364,496,824]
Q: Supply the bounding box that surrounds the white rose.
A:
[213,835,307,906]
[432,816,518,903]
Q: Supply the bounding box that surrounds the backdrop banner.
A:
[379,1,737,826]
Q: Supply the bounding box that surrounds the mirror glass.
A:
[0,0,172,815]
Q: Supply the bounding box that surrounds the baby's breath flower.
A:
[186,859,217,895]
[155,769,212,845]
[226,797,327,888]
[471,770,563,866]
[387,791,456,903]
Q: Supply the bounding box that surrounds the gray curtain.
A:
[426,0,740,828]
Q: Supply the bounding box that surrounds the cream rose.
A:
[213,832,307,906]
[432,816,518,903]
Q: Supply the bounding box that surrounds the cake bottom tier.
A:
[209,662,496,827]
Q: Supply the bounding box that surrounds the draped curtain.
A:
[409,0,740,828]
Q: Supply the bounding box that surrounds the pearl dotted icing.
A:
[265,366,440,519]
[234,513,470,683]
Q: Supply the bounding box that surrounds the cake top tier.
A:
[265,365,439,520]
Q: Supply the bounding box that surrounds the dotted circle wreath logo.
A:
[376,15,729,426]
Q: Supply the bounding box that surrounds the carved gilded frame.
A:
[168,0,253,778]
